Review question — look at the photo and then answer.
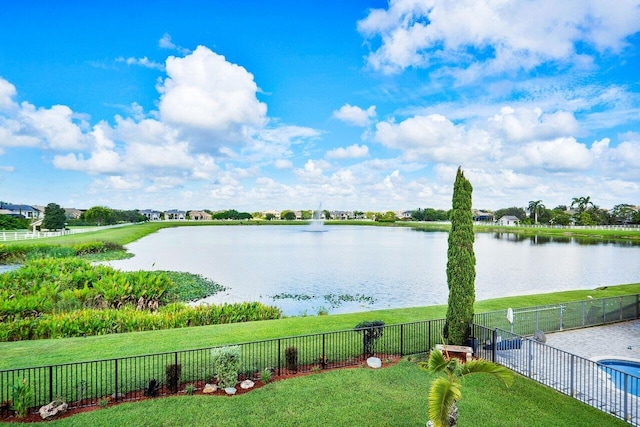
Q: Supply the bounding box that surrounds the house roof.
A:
[498,215,521,221]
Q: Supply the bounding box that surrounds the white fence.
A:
[0,223,134,242]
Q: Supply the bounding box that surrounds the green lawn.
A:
[1,360,627,426]
[1,283,638,369]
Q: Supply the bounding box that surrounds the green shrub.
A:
[184,384,196,395]
[285,346,298,372]
[166,363,182,394]
[211,346,241,389]
[10,379,33,418]
[260,369,272,384]
[354,320,385,357]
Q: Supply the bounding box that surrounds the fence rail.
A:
[1,294,639,422]
[473,324,640,426]
[0,223,134,242]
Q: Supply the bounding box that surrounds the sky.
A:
[1,0,640,212]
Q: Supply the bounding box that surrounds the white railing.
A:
[0,223,134,242]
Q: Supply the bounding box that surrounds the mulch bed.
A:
[2,356,400,423]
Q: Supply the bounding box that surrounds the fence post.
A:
[277,339,281,377]
[428,320,432,352]
[321,334,326,370]
[491,329,497,363]
[619,297,623,321]
[400,324,404,357]
[49,366,53,403]
[570,354,575,397]
[624,374,629,422]
[114,359,119,403]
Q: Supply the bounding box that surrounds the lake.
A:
[104,225,640,316]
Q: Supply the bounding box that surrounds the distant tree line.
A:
[493,197,640,226]
[410,208,451,221]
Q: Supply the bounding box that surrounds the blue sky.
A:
[1,0,640,212]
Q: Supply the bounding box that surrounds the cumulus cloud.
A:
[332,104,376,126]
[373,113,495,163]
[0,79,87,151]
[358,0,640,78]
[158,46,267,150]
[489,107,579,142]
[326,144,369,159]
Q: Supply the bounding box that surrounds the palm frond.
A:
[460,359,514,387]
[428,377,461,427]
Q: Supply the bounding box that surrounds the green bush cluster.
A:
[0,258,175,321]
[0,257,283,341]
[0,241,124,263]
[0,302,282,341]
[211,346,241,388]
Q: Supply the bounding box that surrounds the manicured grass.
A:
[1,283,638,369]
[1,361,627,426]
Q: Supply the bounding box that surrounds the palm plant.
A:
[419,348,513,427]
[527,200,545,224]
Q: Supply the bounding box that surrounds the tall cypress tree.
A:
[444,167,476,345]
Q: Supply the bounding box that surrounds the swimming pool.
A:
[597,359,640,397]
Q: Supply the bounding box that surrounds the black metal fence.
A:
[0,319,447,412]
[1,294,639,420]
[472,324,640,426]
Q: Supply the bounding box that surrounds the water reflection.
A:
[492,232,640,247]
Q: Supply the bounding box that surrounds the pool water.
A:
[598,359,640,396]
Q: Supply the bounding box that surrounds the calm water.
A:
[105,226,640,315]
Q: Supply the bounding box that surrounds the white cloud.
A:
[332,104,376,126]
[294,159,331,181]
[116,56,164,70]
[0,165,14,172]
[489,107,579,143]
[358,0,640,78]
[326,144,369,159]
[158,46,267,149]
[0,78,17,110]
[274,159,293,169]
[158,33,190,54]
[159,33,176,50]
[611,141,640,168]
[373,113,495,163]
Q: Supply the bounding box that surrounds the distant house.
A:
[473,210,494,222]
[64,208,83,219]
[0,203,41,219]
[164,209,186,220]
[189,210,212,221]
[139,209,161,221]
[496,215,521,226]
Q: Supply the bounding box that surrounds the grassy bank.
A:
[1,283,638,369]
[1,360,626,427]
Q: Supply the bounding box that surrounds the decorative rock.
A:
[366,357,382,369]
[240,380,255,389]
[224,387,237,395]
[202,383,217,394]
[39,400,68,420]
[111,392,125,400]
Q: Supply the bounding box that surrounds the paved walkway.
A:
[544,319,640,360]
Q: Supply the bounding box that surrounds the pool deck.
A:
[544,319,640,361]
